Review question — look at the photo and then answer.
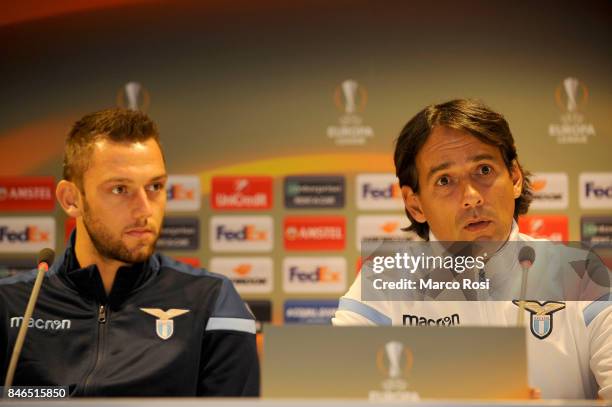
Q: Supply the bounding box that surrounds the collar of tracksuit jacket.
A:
[54,230,160,308]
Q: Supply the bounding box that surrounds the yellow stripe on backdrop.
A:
[198,153,395,195]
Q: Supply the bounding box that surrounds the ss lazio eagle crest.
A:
[140,308,190,340]
[512,301,566,340]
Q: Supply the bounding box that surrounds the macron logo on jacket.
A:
[10,316,71,330]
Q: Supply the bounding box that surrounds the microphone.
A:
[3,248,55,394]
[516,246,535,326]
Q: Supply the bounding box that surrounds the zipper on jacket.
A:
[98,305,107,323]
[81,304,108,395]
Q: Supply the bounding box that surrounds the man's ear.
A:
[510,160,523,199]
[401,185,426,223]
[56,180,83,218]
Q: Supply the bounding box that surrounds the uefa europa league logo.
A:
[341,80,358,114]
[125,82,142,111]
[555,77,588,113]
[327,78,374,145]
[334,79,368,115]
[563,77,579,113]
[376,340,413,390]
[549,76,595,144]
[385,341,404,379]
[117,81,151,111]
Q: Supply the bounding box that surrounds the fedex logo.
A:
[0,226,50,243]
[0,217,56,253]
[585,183,612,197]
[211,176,272,210]
[283,257,346,293]
[0,177,55,211]
[356,174,404,210]
[289,266,341,283]
[167,185,194,200]
[361,183,400,199]
[216,225,268,241]
[580,173,612,209]
[210,216,273,252]
[166,175,200,212]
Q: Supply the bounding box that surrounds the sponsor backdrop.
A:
[1,1,611,324]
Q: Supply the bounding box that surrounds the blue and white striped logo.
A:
[140,308,190,340]
[512,300,565,340]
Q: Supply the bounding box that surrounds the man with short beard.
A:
[333,99,611,399]
[0,109,259,396]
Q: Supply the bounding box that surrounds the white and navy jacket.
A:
[333,223,612,399]
[0,232,259,396]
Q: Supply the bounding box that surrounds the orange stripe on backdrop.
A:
[0,118,74,175]
[0,0,326,27]
[199,153,395,195]
[1,0,153,27]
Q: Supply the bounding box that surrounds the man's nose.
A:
[462,181,483,208]
[132,188,153,219]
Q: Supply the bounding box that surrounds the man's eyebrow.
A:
[102,177,134,184]
[426,162,452,182]
[150,174,168,182]
[468,153,496,162]
[101,174,168,184]
[425,154,499,181]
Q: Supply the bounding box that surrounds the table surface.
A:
[0,398,608,407]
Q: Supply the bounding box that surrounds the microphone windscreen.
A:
[37,248,55,266]
[518,246,535,264]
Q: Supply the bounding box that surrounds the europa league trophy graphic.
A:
[117,81,150,111]
[370,341,418,400]
[342,79,358,115]
[385,341,404,380]
[549,76,594,143]
[125,82,142,111]
[327,78,373,145]
[338,79,363,126]
[563,77,579,113]
[378,340,410,391]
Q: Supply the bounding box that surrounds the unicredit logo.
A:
[212,176,272,210]
[215,192,268,207]
[216,225,267,241]
[289,266,341,283]
[0,226,50,243]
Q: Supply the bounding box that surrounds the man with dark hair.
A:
[333,99,611,399]
[393,98,533,241]
[0,108,260,396]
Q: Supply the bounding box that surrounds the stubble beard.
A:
[81,198,159,264]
